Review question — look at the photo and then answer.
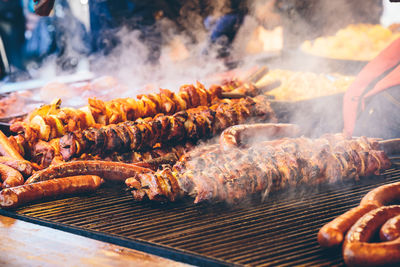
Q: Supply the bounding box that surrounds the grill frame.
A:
[1,162,400,267]
[0,204,230,266]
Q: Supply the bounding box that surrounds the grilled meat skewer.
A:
[59,95,276,161]
[29,131,196,168]
[11,81,263,167]
[127,134,391,203]
[77,142,195,169]
[11,81,260,143]
[10,82,221,142]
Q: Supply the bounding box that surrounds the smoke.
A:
[23,1,326,94]
[80,0,394,205]
[16,0,396,205]
[27,1,383,88]
[79,0,249,95]
[160,0,384,204]
[30,1,383,137]
[24,0,246,108]
[89,25,226,96]
[25,0,389,138]
[176,133,320,204]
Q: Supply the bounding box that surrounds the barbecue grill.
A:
[1,158,399,266]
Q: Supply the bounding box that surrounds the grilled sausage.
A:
[25,160,153,184]
[319,182,400,248]
[343,205,400,267]
[219,123,301,151]
[0,156,34,177]
[0,175,104,209]
[380,214,400,242]
[0,130,24,160]
[317,204,378,248]
[360,181,400,207]
[0,163,25,188]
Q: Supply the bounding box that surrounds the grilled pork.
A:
[127,134,391,203]
[59,95,276,161]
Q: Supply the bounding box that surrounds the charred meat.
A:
[127,134,391,203]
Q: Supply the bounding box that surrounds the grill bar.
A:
[0,162,399,266]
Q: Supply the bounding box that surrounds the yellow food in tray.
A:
[301,24,400,61]
[260,69,354,101]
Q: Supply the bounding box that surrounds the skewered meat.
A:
[10,82,227,142]
[89,82,222,125]
[127,134,391,203]
[31,139,60,167]
[219,79,262,97]
[11,81,260,167]
[79,142,195,167]
[59,95,276,161]
[29,133,194,168]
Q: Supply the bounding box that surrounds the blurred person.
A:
[50,0,90,71]
[23,0,55,66]
[343,37,400,139]
[0,0,25,70]
[37,0,251,63]
[88,0,168,62]
[90,0,251,59]
[31,0,180,64]
[24,0,90,72]
[203,0,248,59]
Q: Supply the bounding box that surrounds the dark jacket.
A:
[0,0,25,70]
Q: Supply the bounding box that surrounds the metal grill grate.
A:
[2,164,400,266]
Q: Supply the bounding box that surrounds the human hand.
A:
[33,0,55,16]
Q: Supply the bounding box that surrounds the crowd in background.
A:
[0,0,251,79]
[0,0,89,78]
[0,0,398,80]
